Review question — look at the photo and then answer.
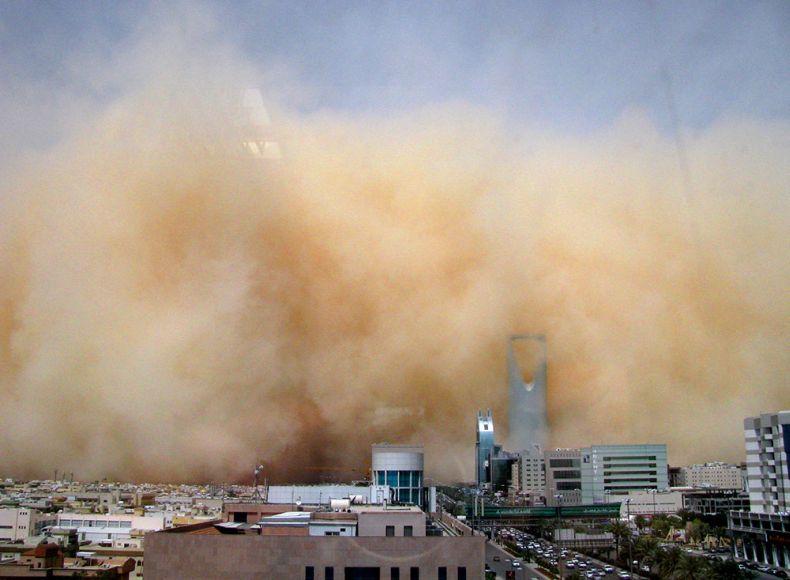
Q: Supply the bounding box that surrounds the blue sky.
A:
[1,0,788,140]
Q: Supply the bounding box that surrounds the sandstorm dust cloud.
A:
[0,44,788,484]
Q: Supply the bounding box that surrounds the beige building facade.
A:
[144,534,483,580]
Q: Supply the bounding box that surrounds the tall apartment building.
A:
[728,411,790,569]
[545,448,582,506]
[743,411,790,514]
[581,444,668,504]
[676,462,743,490]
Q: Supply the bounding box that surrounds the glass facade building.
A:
[372,444,424,505]
[580,444,668,504]
[476,410,495,488]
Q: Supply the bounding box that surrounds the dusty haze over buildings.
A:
[0,4,788,483]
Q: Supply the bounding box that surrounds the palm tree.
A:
[672,552,710,579]
[633,535,659,572]
[606,519,631,562]
[657,546,683,578]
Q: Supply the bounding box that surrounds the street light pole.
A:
[626,498,633,575]
[555,494,564,580]
[652,489,657,518]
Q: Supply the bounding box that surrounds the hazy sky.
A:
[0,2,788,482]
[1,1,788,154]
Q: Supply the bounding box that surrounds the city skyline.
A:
[0,2,788,483]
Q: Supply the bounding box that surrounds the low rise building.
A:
[676,462,743,490]
[145,509,483,580]
[0,509,56,543]
[681,488,750,515]
[265,485,391,507]
[56,512,168,544]
[601,489,684,517]
[0,543,135,579]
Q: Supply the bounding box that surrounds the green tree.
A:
[651,514,673,538]
[634,535,659,572]
[672,553,710,579]
[634,514,647,531]
[606,519,631,561]
[658,546,683,578]
[708,558,755,580]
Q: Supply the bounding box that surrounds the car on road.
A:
[493,556,500,562]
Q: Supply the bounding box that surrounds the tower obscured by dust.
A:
[507,335,548,451]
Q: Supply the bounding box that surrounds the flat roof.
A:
[261,511,310,520]
[349,505,423,514]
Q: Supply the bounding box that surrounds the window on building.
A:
[438,567,447,580]
[386,525,395,537]
[458,567,466,580]
[391,568,400,580]
[325,567,334,580]
[410,568,419,580]
[305,566,314,580]
[404,526,413,537]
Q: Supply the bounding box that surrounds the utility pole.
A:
[626,498,634,575]
[555,494,564,579]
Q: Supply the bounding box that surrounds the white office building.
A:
[512,445,546,499]
[56,512,169,543]
[677,462,743,490]
[728,411,790,570]
[0,508,56,542]
[602,489,684,517]
[581,444,668,504]
[743,411,790,513]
